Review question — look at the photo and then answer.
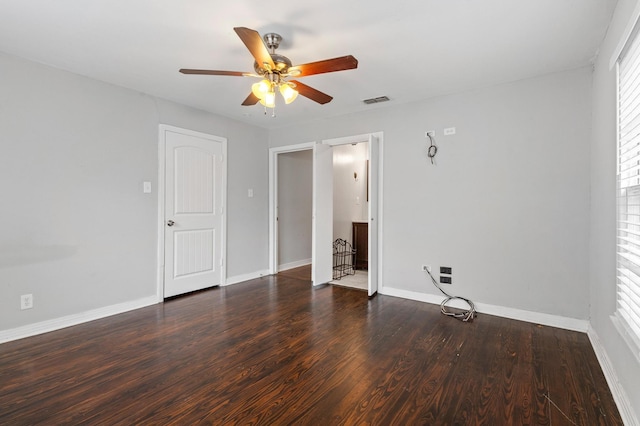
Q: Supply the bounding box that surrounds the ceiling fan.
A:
[179,27,358,111]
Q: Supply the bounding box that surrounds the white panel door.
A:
[368,135,379,297]
[164,130,223,297]
[312,143,333,286]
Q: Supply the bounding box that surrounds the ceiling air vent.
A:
[363,96,390,104]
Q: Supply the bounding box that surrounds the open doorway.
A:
[329,142,369,291]
[268,142,315,275]
[268,133,382,296]
[317,133,381,297]
[276,150,313,272]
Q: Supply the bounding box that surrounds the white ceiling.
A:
[0,0,617,129]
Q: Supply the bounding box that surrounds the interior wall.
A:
[277,150,312,269]
[269,66,592,320]
[332,143,368,244]
[590,0,640,418]
[0,52,268,332]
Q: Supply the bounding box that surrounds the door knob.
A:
[167,220,175,227]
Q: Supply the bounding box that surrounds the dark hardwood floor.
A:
[0,266,622,425]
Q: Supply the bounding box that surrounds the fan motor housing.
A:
[254,54,292,75]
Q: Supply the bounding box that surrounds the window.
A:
[616,24,640,355]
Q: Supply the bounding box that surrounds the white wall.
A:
[0,52,268,332]
[277,150,312,269]
[270,67,593,320]
[590,0,640,421]
[332,143,368,244]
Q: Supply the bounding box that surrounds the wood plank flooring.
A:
[0,266,622,425]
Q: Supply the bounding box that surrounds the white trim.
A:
[322,133,371,146]
[311,142,335,286]
[0,296,158,344]
[588,325,640,426]
[157,128,167,302]
[278,258,312,272]
[380,285,589,332]
[157,124,228,300]
[224,270,272,286]
[268,142,315,274]
[376,132,384,297]
[610,0,640,70]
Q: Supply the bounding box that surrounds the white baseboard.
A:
[224,269,272,286]
[0,296,159,344]
[278,258,312,272]
[588,326,640,426]
[379,286,589,332]
[1,270,274,344]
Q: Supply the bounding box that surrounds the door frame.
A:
[157,124,228,301]
[311,142,334,286]
[267,132,383,291]
[322,132,384,295]
[268,142,315,274]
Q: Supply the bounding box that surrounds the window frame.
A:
[615,27,640,362]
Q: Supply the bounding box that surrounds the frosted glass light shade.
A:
[260,90,276,108]
[251,79,271,99]
[279,83,299,104]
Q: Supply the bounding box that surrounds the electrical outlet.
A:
[440,276,452,284]
[440,266,452,275]
[422,265,431,272]
[20,294,33,310]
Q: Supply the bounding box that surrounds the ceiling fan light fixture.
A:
[180,27,358,111]
[280,83,299,104]
[251,79,271,100]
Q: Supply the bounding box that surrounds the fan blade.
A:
[290,81,333,104]
[180,69,246,76]
[234,27,275,70]
[289,55,358,77]
[242,93,260,106]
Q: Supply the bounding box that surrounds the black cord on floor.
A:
[425,269,476,322]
